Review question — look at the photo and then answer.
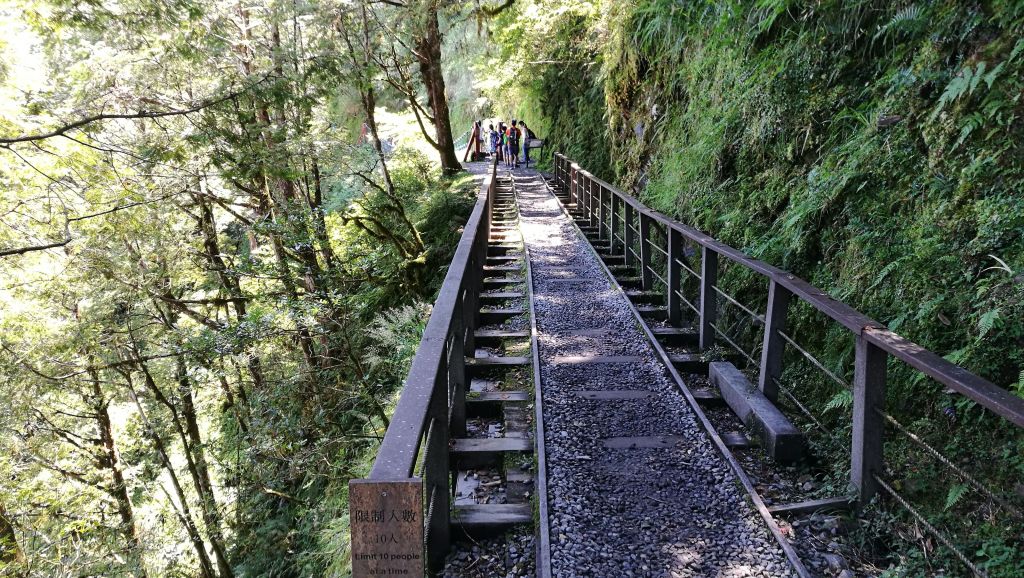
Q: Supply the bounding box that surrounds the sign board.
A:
[349,479,423,577]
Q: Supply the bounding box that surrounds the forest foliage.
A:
[0,0,485,576]
[481,0,1024,576]
[3,0,1024,576]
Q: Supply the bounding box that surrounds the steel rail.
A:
[876,408,1021,517]
[511,172,554,578]
[709,321,759,367]
[673,288,701,317]
[676,257,700,280]
[774,378,832,435]
[649,268,667,286]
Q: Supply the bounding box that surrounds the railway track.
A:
[356,159,1024,578]
[446,168,820,577]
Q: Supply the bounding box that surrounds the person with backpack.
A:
[507,120,521,168]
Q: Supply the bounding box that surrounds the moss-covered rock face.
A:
[485,0,1024,574]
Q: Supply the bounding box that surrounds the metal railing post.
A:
[667,227,683,326]
[851,336,887,505]
[699,247,718,350]
[758,280,791,402]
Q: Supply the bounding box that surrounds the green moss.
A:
[487,0,1024,574]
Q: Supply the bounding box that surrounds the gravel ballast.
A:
[514,168,796,578]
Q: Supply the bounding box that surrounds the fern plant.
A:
[364,301,432,380]
[944,482,970,511]
[872,4,925,47]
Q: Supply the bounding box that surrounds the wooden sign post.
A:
[349,479,424,577]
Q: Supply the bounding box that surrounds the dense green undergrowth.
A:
[481,1,1024,575]
[232,162,477,578]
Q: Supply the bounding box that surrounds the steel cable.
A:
[873,475,988,578]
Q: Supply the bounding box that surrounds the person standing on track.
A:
[496,122,506,164]
[507,120,521,169]
[488,123,499,160]
[520,121,535,168]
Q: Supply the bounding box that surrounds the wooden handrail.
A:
[369,166,496,479]
[553,152,1024,429]
[355,159,498,574]
[556,150,1024,506]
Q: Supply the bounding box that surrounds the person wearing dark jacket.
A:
[488,124,499,158]
[506,120,521,168]
[520,121,536,167]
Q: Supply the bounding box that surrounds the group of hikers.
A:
[487,119,536,169]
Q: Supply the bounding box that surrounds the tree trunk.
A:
[122,371,218,578]
[176,359,235,578]
[194,187,266,401]
[90,369,147,576]
[135,359,233,578]
[417,4,462,174]
[0,502,21,565]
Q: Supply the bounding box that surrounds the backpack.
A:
[509,127,520,147]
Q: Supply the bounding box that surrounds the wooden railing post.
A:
[624,204,636,268]
[589,173,598,224]
[580,173,588,222]
[450,313,467,439]
[462,276,477,356]
[639,214,654,290]
[555,154,564,193]
[581,168,588,215]
[576,169,585,219]
[598,185,608,241]
[570,163,580,209]
[851,336,887,505]
[424,376,450,571]
[589,177,598,227]
[667,228,683,326]
[758,280,791,402]
[699,247,718,350]
[565,155,573,198]
[609,194,619,252]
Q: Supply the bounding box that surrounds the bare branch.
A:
[0,238,71,258]
[478,0,516,16]
[0,76,272,146]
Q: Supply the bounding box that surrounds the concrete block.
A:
[709,362,806,463]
